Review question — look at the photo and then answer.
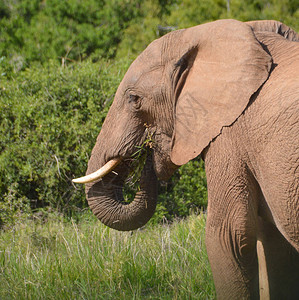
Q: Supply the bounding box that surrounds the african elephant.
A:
[73,19,299,299]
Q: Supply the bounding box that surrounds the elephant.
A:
[73,19,299,299]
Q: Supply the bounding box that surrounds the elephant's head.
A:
[73,19,296,231]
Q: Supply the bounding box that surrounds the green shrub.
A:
[155,159,207,223]
[0,57,130,216]
[0,182,30,229]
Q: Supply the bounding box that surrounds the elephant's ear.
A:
[247,20,299,42]
[170,20,272,166]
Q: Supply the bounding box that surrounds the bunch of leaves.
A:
[126,124,155,186]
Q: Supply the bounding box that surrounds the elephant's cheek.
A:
[153,151,178,181]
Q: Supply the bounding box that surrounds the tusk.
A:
[72,158,121,184]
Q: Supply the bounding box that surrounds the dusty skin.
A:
[73,20,299,299]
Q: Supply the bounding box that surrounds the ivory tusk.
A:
[72,158,121,184]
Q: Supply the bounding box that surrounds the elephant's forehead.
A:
[123,50,162,86]
[121,29,185,87]
[138,38,164,63]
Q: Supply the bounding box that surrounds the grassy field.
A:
[0,212,215,299]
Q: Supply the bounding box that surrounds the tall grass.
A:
[0,212,215,299]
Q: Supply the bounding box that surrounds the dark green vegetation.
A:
[1,0,299,228]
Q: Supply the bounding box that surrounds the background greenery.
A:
[1,0,299,228]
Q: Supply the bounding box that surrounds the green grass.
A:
[0,212,215,299]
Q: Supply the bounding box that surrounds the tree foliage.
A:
[1,0,298,227]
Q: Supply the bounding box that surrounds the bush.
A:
[0,182,30,229]
[155,159,207,223]
[0,57,130,216]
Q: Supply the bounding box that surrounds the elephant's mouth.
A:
[72,148,149,185]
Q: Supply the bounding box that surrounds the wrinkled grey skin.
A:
[81,20,299,299]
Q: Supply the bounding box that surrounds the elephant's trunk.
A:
[85,154,158,231]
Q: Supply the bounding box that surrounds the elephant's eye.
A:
[129,94,139,103]
[128,94,141,109]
